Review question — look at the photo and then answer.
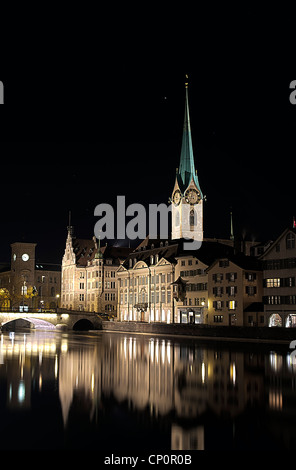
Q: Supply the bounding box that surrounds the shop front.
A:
[179,308,204,324]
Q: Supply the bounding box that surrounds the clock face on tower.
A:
[185,188,201,205]
[22,253,29,262]
[173,189,181,206]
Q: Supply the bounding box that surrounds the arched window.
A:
[286,232,295,250]
[190,209,196,229]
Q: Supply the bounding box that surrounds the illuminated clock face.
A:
[173,190,181,206]
[185,188,201,205]
[22,253,29,262]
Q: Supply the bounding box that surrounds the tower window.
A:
[190,209,196,228]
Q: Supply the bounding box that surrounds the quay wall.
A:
[101,321,296,344]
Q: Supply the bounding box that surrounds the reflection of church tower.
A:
[171,76,203,242]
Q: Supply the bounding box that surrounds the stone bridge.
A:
[0,310,103,331]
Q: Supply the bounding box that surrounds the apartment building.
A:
[261,227,296,327]
[207,254,263,326]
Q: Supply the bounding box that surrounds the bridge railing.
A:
[0,307,57,314]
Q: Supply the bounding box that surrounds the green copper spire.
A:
[178,77,203,197]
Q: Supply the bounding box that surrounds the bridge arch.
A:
[72,318,94,331]
[2,317,56,331]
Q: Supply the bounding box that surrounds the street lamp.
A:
[56,294,60,312]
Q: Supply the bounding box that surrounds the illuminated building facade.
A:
[0,242,61,311]
[61,227,131,313]
[117,237,235,324]
[207,254,263,326]
[261,227,296,327]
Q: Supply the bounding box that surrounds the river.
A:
[0,329,295,450]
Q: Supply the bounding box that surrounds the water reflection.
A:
[1,331,296,450]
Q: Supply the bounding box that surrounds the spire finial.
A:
[67,210,74,237]
[230,210,234,241]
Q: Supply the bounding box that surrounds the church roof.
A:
[122,237,234,269]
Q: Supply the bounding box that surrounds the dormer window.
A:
[150,255,154,265]
[286,233,295,250]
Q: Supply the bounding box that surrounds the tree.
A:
[0,288,11,309]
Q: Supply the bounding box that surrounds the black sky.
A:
[0,10,295,264]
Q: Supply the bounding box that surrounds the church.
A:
[116,79,241,324]
[61,79,262,325]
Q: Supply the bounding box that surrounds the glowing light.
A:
[18,381,25,403]
[201,362,206,384]
[230,363,236,385]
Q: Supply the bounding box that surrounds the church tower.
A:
[171,77,203,243]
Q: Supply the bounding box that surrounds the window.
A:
[213,286,223,296]
[226,272,237,282]
[190,209,196,228]
[286,233,295,250]
[167,289,171,303]
[266,278,280,288]
[246,286,257,296]
[79,282,84,289]
[213,300,223,310]
[219,260,229,268]
[79,294,84,301]
[214,315,223,323]
[228,300,236,310]
[21,285,27,295]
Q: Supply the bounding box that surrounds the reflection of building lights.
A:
[39,374,42,390]
[161,340,165,363]
[269,390,283,410]
[155,340,159,363]
[270,352,283,372]
[230,363,236,385]
[55,355,58,378]
[18,381,25,403]
[167,342,171,364]
[150,340,154,362]
[124,337,127,359]
[201,362,206,384]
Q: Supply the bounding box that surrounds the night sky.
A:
[0,11,295,265]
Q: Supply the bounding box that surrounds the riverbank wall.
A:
[101,321,296,344]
